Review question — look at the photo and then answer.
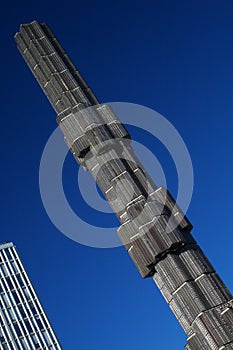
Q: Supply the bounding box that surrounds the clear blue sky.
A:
[1,1,233,349]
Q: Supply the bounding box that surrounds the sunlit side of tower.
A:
[15,21,233,350]
[0,242,62,350]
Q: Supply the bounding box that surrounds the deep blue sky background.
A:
[1,1,233,349]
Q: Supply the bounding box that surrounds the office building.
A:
[0,242,62,350]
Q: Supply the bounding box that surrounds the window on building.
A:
[40,314,48,329]
[5,277,14,290]
[47,328,55,342]
[1,342,9,350]
[42,330,52,346]
[10,249,18,260]
[20,337,28,350]
[3,250,12,261]
[34,299,42,313]
[17,274,24,288]
[11,291,20,305]
[11,261,19,274]
[18,305,27,318]
[8,308,16,322]
[2,294,10,308]
[22,288,30,301]
[0,265,8,277]
[0,315,4,326]
[1,278,8,292]
[13,322,22,337]
[35,316,44,330]
[17,304,27,319]
[28,301,37,315]
[0,327,5,342]
[31,333,40,349]
[24,319,33,334]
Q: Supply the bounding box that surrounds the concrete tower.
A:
[15,21,233,350]
[0,242,62,349]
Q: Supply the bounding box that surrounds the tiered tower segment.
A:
[15,21,233,350]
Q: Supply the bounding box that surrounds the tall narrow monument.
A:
[15,21,233,349]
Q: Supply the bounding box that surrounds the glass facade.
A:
[0,242,62,350]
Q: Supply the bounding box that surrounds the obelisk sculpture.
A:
[15,21,233,350]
